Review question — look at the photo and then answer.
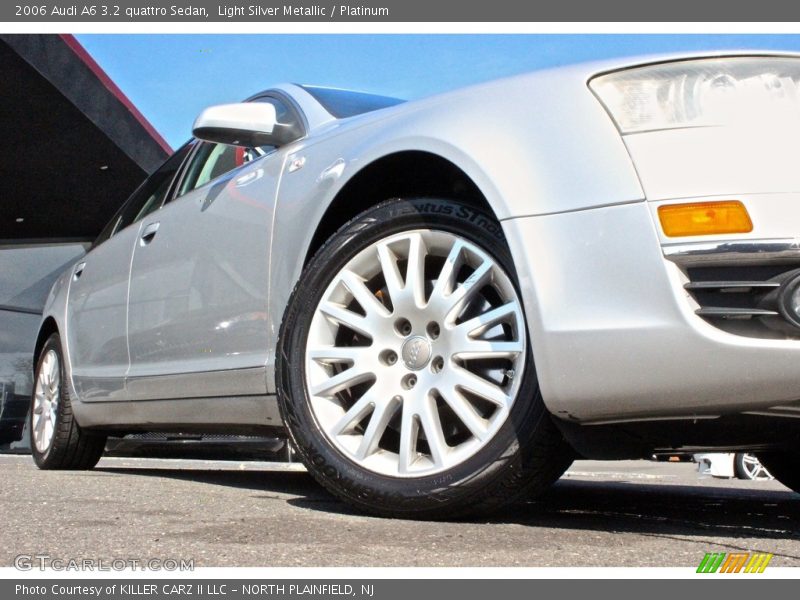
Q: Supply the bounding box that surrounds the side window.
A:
[131,176,173,223]
[176,143,263,197]
[93,143,192,247]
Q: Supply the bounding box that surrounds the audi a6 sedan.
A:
[31,53,800,517]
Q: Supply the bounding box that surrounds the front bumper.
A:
[503,198,800,424]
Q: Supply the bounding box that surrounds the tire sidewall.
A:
[278,199,551,513]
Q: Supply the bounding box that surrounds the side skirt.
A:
[73,394,284,436]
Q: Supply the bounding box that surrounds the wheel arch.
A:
[303,150,498,267]
[33,316,59,371]
[267,143,520,394]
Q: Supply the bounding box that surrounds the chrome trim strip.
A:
[684,281,781,291]
[695,307,779,318]
[664,238,800,266]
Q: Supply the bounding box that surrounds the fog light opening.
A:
[779,274,800,328]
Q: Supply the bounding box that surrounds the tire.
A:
[30,333,106,470]
[756,452,797,489]
[277,198,574,519]
[734,453,771,480]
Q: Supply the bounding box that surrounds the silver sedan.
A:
[31,52,800,517]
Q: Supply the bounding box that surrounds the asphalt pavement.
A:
[1,454,798,567]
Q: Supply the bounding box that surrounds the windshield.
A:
[300,86,404,118]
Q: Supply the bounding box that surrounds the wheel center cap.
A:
[401,335,432,371]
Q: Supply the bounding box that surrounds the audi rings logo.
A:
[401,336,432,370]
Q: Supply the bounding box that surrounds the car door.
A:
[125,133,289,401]
[66,146,192,402]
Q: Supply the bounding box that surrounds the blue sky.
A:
[77,34,800,149]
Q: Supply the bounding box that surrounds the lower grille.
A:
[685,264,800,338]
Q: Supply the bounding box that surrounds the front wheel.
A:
[277,198,573,519]
[31,333,106,469]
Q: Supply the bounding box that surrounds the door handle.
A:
[72,262,86,281]
[140,222,160,246]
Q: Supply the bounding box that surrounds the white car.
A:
[695,453,774,480]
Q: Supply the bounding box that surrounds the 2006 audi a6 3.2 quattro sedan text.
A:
[29,53,800,518]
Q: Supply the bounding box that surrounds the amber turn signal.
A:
[658,201,753,238]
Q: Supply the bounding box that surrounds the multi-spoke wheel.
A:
[278,199,573,518]
[31,333,106,470]
[734,453,773,480]
[305,229,526,477]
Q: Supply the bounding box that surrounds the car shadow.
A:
[501,479,800,543]
[95,466,320,494]
[96,465,800,546]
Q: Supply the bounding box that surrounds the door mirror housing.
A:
[192,102,300,148]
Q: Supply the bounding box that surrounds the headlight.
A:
[589,57,800,134]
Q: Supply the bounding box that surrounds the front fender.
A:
[266,66,644,391]
[36,268,77,398]
[320,64,644,220]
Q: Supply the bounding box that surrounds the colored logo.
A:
[697,552,773,573]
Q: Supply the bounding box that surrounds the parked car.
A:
[695,453,774,480]
[30,53,800,518]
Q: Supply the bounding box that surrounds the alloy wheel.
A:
[740,453,773,480]
[32,349,60,453]
[304,229,526,477]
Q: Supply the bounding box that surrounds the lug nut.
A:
[402,374,417,390]
[395,318,413,336]
[426,321,440,340]
[381,350,398,366]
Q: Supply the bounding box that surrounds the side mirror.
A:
[192,102,300,148]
